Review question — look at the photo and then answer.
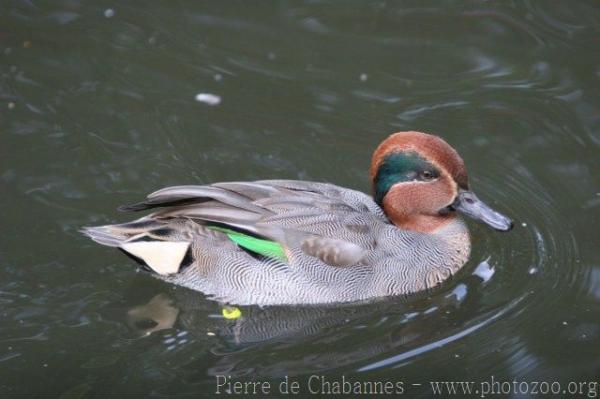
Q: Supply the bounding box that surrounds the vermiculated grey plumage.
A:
[83,180,470,305]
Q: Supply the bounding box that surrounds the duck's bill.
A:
[451,190,513,232]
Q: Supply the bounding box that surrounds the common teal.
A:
[83,131,512,305]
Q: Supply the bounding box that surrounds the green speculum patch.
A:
[207,226,288,262]
[374,151,439,206]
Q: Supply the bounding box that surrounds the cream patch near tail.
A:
[120,241,190,275]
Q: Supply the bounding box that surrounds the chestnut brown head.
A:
[370,131,512,233]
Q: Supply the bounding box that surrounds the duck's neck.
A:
[382,196,455,234]
[390,213,456,234]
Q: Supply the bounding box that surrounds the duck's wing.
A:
[122,180,384,217]
[105,180,387,268]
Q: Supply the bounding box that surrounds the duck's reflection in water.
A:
[127,294,180,336]
[123,259,505,378]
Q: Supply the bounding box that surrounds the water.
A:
[1,1,599,398]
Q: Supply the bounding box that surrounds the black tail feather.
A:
[118,198,209,212]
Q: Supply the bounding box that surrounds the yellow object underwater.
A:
[222,306,242,320]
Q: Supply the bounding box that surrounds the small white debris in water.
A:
[448,283,468,302]
[359,73,368,82]
[528,267,538,275]
[562,321,568,326]
[473,259,495,283]
[8,102,15,109]
[454,354,460,358]
[206,331,215,336]
[521,222,527,227]
[43,363,48,367]
[195,93,221,106]
[104,9,115,18]
[214,73,223,82]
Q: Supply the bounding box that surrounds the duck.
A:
[82,131,513,306]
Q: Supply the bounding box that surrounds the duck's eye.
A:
[421,170,435,180]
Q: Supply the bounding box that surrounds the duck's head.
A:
[370,131,513,234]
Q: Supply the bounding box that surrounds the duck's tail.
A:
[81,225,127,247]
[81,218,191,275]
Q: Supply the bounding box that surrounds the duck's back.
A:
[83,180,470,305]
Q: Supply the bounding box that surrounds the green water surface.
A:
[1,1,599,398]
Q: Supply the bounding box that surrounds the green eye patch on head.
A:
[374,151,440,206]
